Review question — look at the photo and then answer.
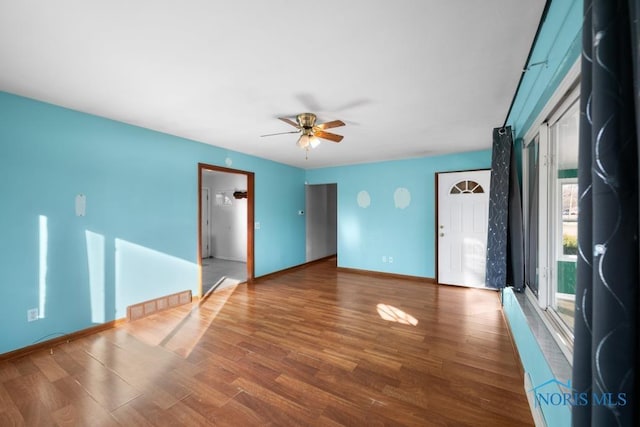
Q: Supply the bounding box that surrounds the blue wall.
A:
[0,92,305,354]
[508,0,582,139]
[306,150,492,278]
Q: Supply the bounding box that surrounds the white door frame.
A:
[435,168,491,286]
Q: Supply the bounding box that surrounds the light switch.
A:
[255,222,261,230]
[75,194,86,216]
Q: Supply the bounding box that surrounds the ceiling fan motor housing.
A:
[297,113,317,129]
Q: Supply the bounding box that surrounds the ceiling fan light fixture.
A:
[297,134,311,149]
[309,135,321,148]
[297,130,321,150]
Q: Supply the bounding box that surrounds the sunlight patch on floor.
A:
[376,303,418,326]
[161,282,239,358]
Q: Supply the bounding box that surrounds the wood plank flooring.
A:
[0,258,533,426]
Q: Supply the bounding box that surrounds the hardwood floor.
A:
[0,258,533,426]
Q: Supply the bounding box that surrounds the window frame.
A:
[546,92,580,342]
[520,59,581,363]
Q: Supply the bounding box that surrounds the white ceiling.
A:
[0,0,545,169]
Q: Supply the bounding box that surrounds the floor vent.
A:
[127,290,192,321]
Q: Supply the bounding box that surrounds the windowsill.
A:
[514,290,573,384]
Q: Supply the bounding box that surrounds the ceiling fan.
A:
[261,113,345,153]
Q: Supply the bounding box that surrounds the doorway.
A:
[198,163,254,297]
[436,169,491,287]
[305,183,337,261]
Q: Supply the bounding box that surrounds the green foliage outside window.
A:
[563,234,578,255]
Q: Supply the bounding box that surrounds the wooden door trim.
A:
[198,163,255,297]
[201,187,211,258]
[434,168,491,285]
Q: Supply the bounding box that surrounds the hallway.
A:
[201,257,247,295]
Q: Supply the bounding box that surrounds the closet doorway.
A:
[198,163,254,297]
[305,183,337,262]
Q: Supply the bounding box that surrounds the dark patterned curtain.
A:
[486,126,524,290]
[507,142,524,291]
[572,1,639,426]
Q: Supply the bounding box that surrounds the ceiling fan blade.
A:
[260,130,300,137]
[314,120,346,130]
[278,117,300,128]
[314,130,343,143]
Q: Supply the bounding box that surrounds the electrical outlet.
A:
[389,256,394,263]
[382,256,387,263]
[27,308,39,322]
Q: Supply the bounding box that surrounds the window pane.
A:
[450,181,485,194]
[551,100,579,332]
[561,182,578,257]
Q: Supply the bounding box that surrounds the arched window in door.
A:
[450,180,485,194]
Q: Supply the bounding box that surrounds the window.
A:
[450,180,485,194]
[215,192,233,206]
[559,180,578,258]
[523,83,579,344]
[549,99,579,331]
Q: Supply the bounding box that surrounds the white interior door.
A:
[201,187,211,258]
[437,170,491,287]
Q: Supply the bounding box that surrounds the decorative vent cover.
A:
[127,290,192,321]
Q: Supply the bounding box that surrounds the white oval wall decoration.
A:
[357,190,371,208]
[394,187,411,209]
